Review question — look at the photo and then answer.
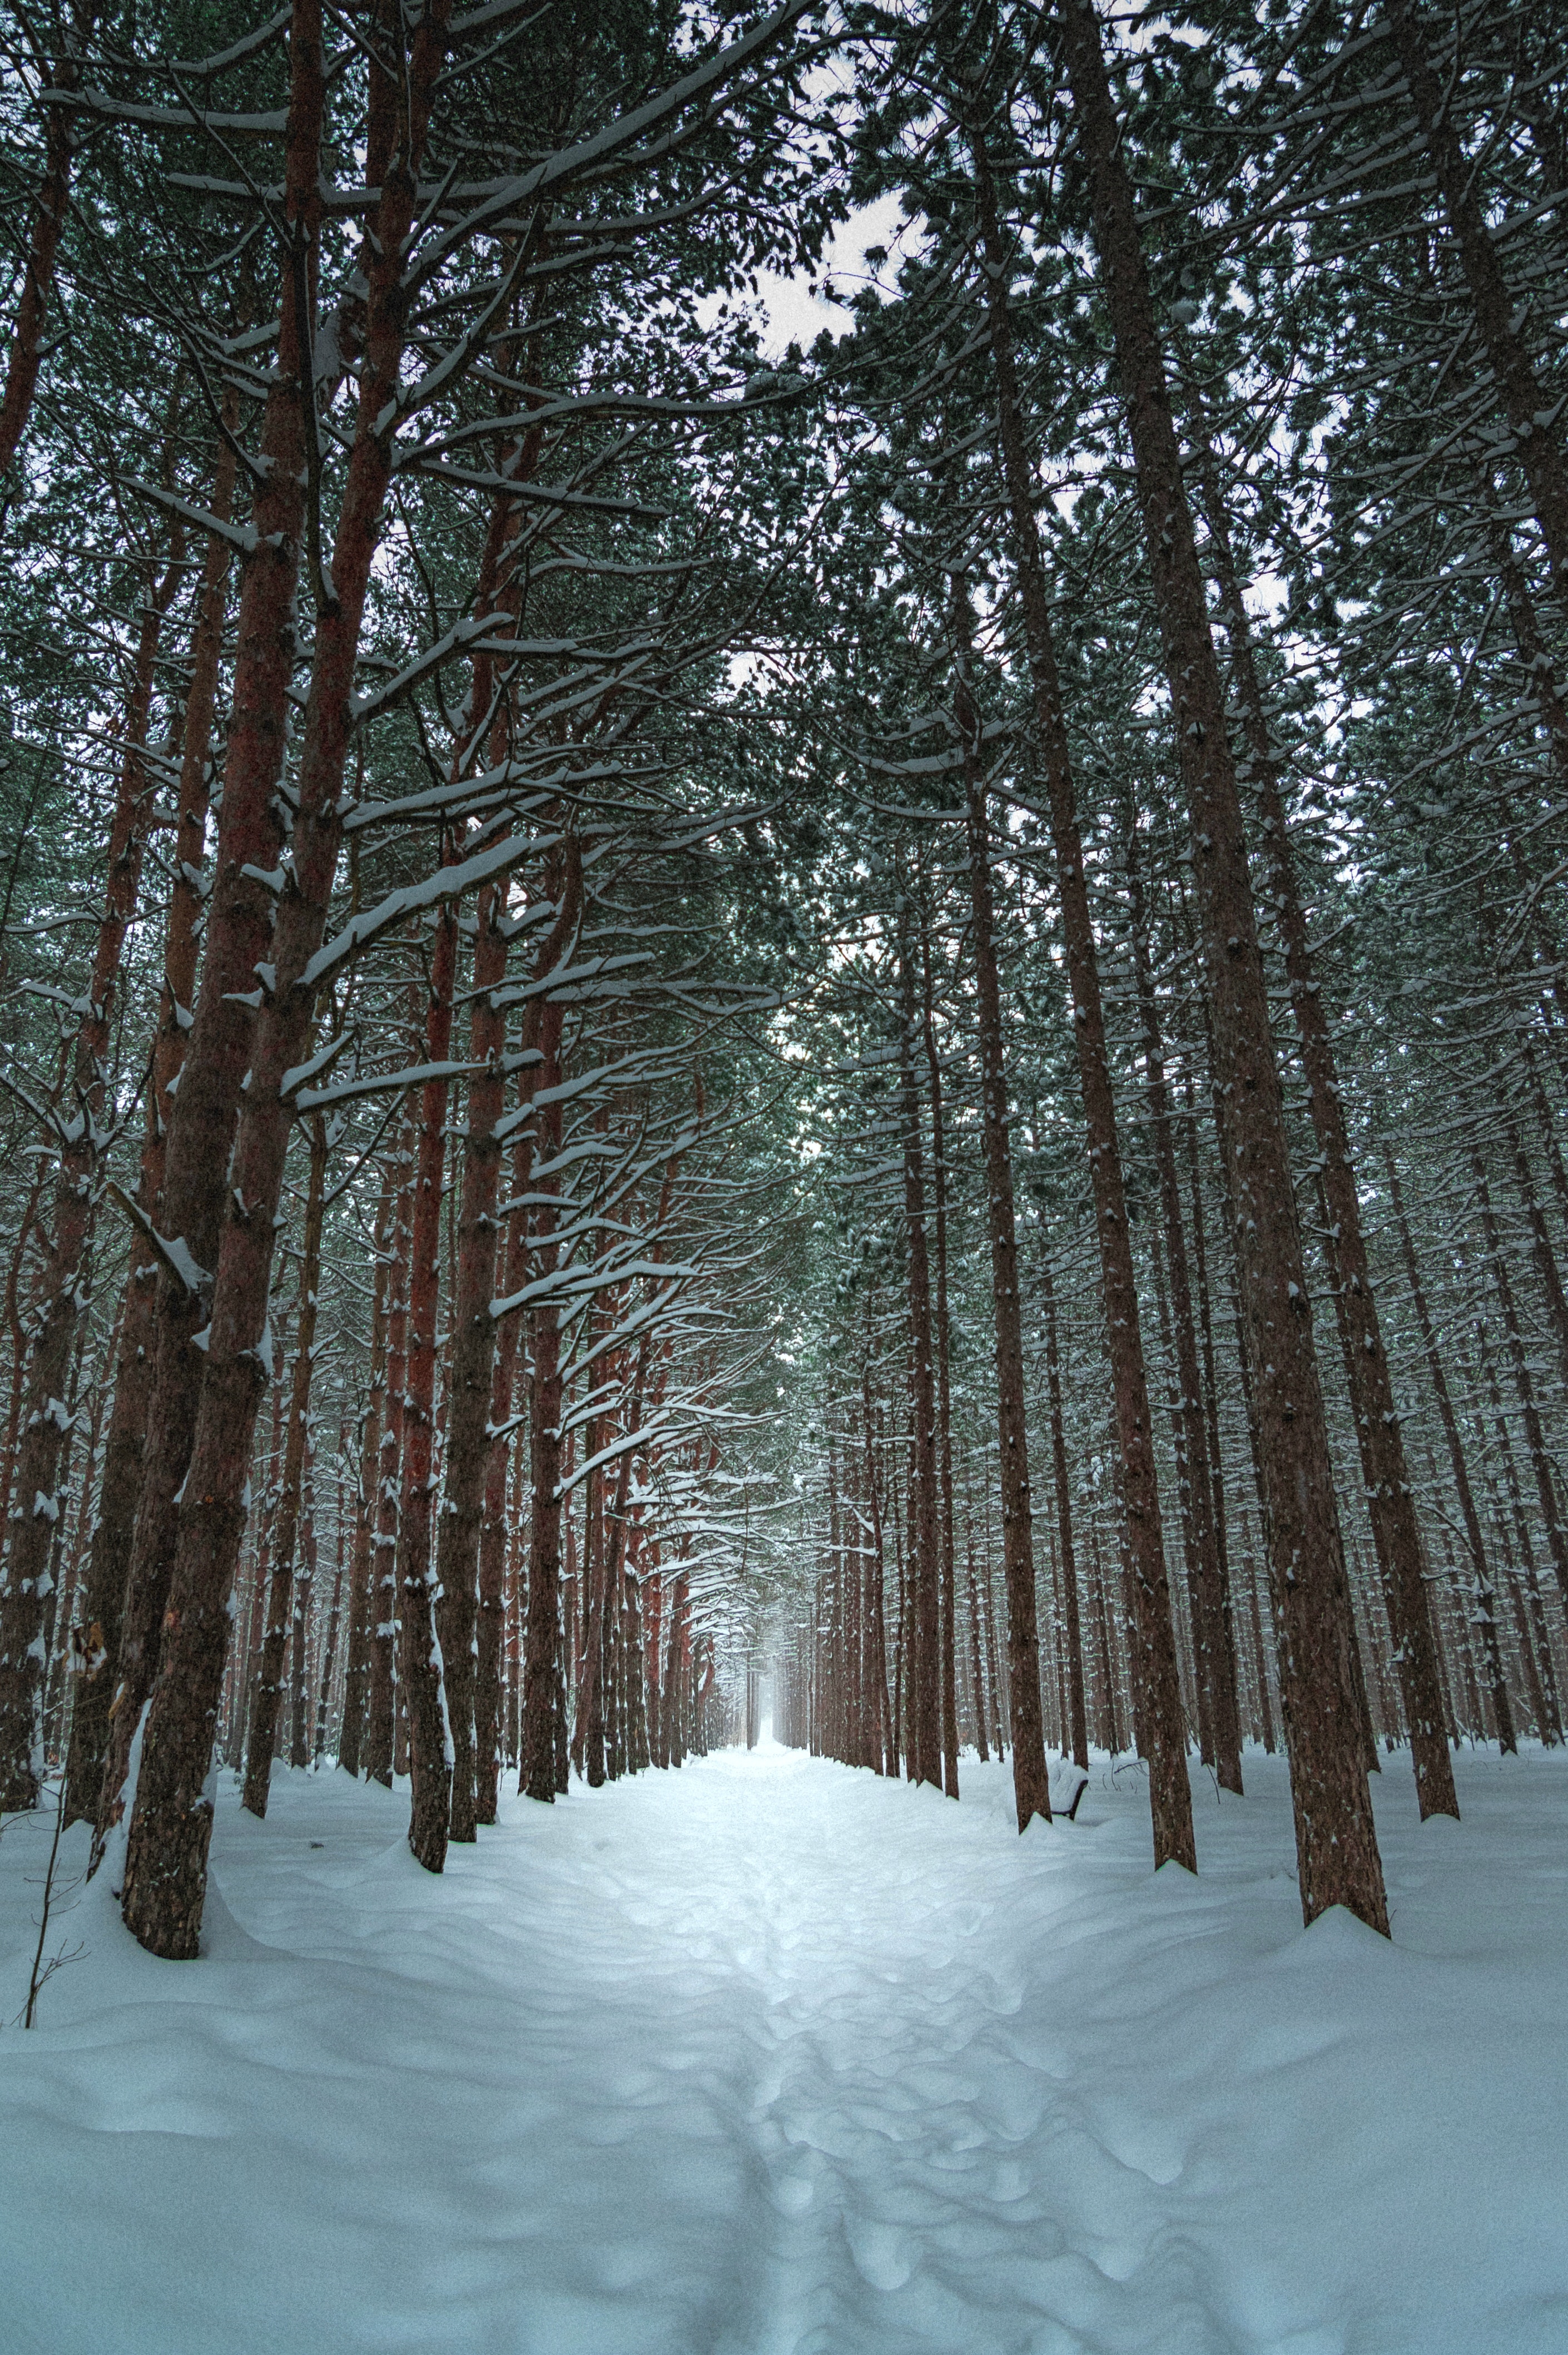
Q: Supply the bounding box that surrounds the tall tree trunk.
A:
[967,135,1190,1867]
[952,618,1050,1830]
[66,405,240,1823]
[118,1,451,1954]
[1472,1153,1568,1607]
[921,941,960,1796]
[241,1114,328,1815]
[520,991,570,1802]
[1040,1262,1089,1769]
[338,1164,395,1779]
[1056,0,1386,1930]
[92,2,324,1868]
[397,891,459,1870]
[365,1121,415,1788]
[897,917,942,1792]
[1127,817,1242,1792]
[0,0,96,477]
[1184,398,1458,1819]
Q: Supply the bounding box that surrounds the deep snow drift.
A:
[2,1740,1565,2354]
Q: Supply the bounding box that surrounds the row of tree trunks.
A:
[1056,0,1387,1931]
[0,487,182,1809]
[89,0,326,1876]
[968,125,1193,1871]
[241,1116,329,1816]
[1183,394,1456,1823]
[952,605,1050,1831]
[119,0,452,1955]
[64,392,241,1823]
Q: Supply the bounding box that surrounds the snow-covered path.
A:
[3,1743,1566,2353]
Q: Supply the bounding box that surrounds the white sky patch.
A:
[699,191,915,364]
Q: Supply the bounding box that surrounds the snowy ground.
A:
[2,1741,1565,2355]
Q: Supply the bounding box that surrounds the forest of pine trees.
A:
[1,0,1566,1983]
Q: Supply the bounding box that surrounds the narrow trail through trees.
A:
[4,1741,1565,2355]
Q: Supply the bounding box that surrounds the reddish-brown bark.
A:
[92,4,325,1867]
[1040,1260,1089,1772]
[365,1126,417,1787]
[336,1166,395,1779]
[952,633,1050,1831]
[896,918,942,1793]
[520,989,571,1802]
[119,0,451,1953]
[398,894,459,1871]
[1185,400,1455,1821]
[1127,824,1242,1794]
[968,130,1192,1870]
[1058,0,1386,1930]
[241,1115,328,1817]
[65,401,240,1824]
[0,0,97,477]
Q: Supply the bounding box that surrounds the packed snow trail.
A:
[3,1744,1566,2354]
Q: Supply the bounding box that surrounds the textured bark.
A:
[520,990,570,1802]
[473,1059,549,1821]
[397,896,459,1871]
[968,132,1190,1868]
[120,1,450,1954]
[921,938,959,1797]
[433,888,508,1839]
[288,1439,317,1769]
[0,0,96,475]
[0,507,178,1809]
[1058,0,1385,1929]
[1471,1318,1536,1752]
[1471,1154,1568,1607]
[337,1167,395,1779]
[1185,398,1456,1822]
[862,1310,892,1772]
[92,7,324,1869]
[1127,822,1242,1793]
[1385,0,1568,597]
[896,920,942,1792]
[366,1126,416,1787]
[241,1116,328,1817]
[1040,1262,1089,1771]
[952,632,1050,1831]
[66,404,240,1824]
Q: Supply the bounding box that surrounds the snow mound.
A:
[3,1745,1565,2353]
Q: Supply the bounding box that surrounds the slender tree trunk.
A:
[365,1123,415,1787]
[338,1166,395,1779]
[1127,819,1242,1792]
[1056,0,1385,1928]
[1472,1153,1568,1606]
[952,623,1050,1829]
[968,139,1189,1867]
[1186,384,1458,1819]
[241,1115,328,1815]
[396,890,459,1871]
[921,940,960,1796]
[520,993,569,1802]
[897,918,942,1792]
[1039,1261,1089,1769]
